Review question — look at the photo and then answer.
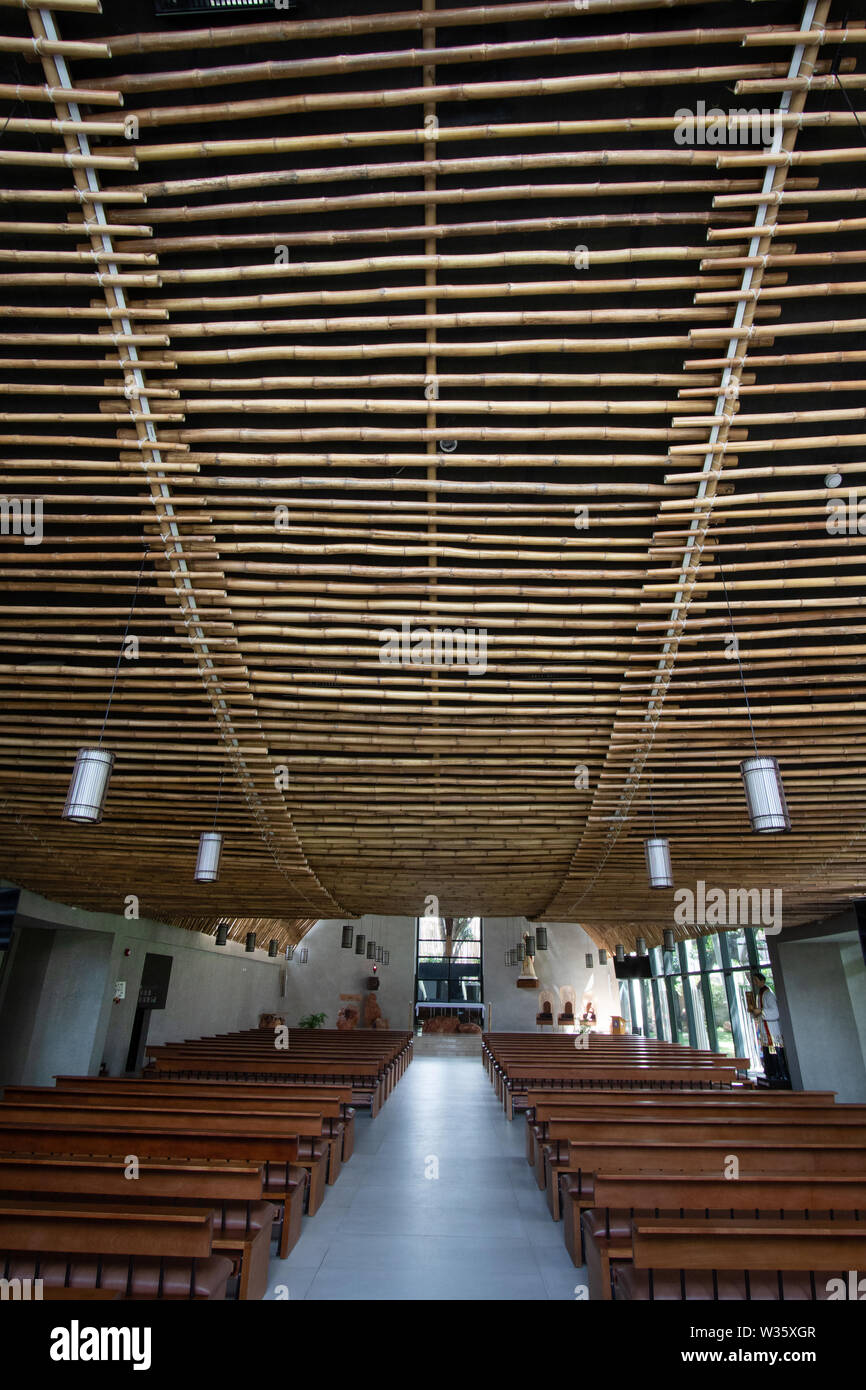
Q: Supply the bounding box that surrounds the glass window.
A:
[619,979,632,1029]
[754,927,772,966]
[730,970,763,1071]
[702,933,722,970]
[707,972,736,1056]
[682,938,701,972]
[687,974,710,1047]
[652,977,672,1041]
[668,975,687,1042]
[640,980,657,1038]
[727,928,751,967]
[414,917,483,1011]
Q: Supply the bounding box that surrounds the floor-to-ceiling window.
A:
[414,916,483,1022]
[640,926,775,1075]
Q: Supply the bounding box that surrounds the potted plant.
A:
[297,1011,327,1029]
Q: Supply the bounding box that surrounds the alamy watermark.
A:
[674,101,782,147]
[379,618,487,675]
[674,879,782,934]
[0,496,43,546]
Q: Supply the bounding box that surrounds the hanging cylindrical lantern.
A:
[245,931,256,953]
[215,922,229,947]
[535,927,548,951]
[384,950,390,966]
[516,942,525,961]
[194,831,222,883]
[663,928,675,953]
[355,934,366,955]
[644,836,673,889]
[585,954,593,969]
[285,944,295,961]
[598,948,608,965]
[299,946,309,964]
[340,924,354,950]
[366,940,376,959]
[524,934,536,957]
[268,939,278,958]
[62,747,114,824]
[740,755,791,833]
[376,945,384,963]
[636,937,648,956]
[615,944,625,963]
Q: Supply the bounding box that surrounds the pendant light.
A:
[636,937,647,956]
[598,948,608,965]
[615,944,625,963]
[268,939,278,958]
[644,783,673,889]
[195,770,225,883]
[245,932,256,953]
[720,562,791,833]
[366,940,376,960]
[663,928,675,953]
[215,922,229,947]
[63,551,148,823]
[355,934,366,955]
[340,924,354,950]
[535,927,548,951]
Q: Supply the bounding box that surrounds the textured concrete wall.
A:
[482,917,620,1032]
[776,937,866,1101]
[0,884,284,1082]
[283,916,417,1033]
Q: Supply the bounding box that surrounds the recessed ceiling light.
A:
[825,471,843,488]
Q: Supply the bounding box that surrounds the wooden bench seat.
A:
[0,1156,282,1300]
[541,1115,866,1212]
[51,1076,357,1163]
[559,1138,866,1257]
[0,1200,232,1300]
[612,1218,866,1300]
[578,1174,866,1294]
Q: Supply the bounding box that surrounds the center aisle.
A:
[266,1052,584,1300]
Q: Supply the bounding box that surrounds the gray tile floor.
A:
[265,1054,588,1300]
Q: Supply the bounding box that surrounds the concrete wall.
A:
[772,933,866,1102]
[0,891,421,1085]
[482,917,620,1032]
[284,916,417,1033]
[0,884,285,1084]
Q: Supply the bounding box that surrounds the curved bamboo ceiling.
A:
[0,0,865,951]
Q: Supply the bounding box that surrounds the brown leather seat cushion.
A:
[582,1208,759,1243]
[582,1208,633,1241]
[263,1164,306,1191]
[213,1200,277,1235]
[1,1253,233,1299]
[613,1266,833,1300]
[562,1174,594,1202]
[295,1140,326,1162]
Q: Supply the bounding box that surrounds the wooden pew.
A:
[0,1199,232,1300]
[558,1139,866,1254]
[0,1100,329,1221]
[0,1156,276,1300]
[613,1218,866,1300]
[524,1090,842,1167]
[541,1113,866,1211]
[0,1115,310,1256]
[51,1076,356,1162]
[579,1174,866,1295]
[6,1084,346,1188]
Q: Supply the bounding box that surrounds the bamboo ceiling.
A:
[1,0,865,952]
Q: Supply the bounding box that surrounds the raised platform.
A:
[412,1033,483,1057]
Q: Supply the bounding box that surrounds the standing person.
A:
[748,971,790,1087]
